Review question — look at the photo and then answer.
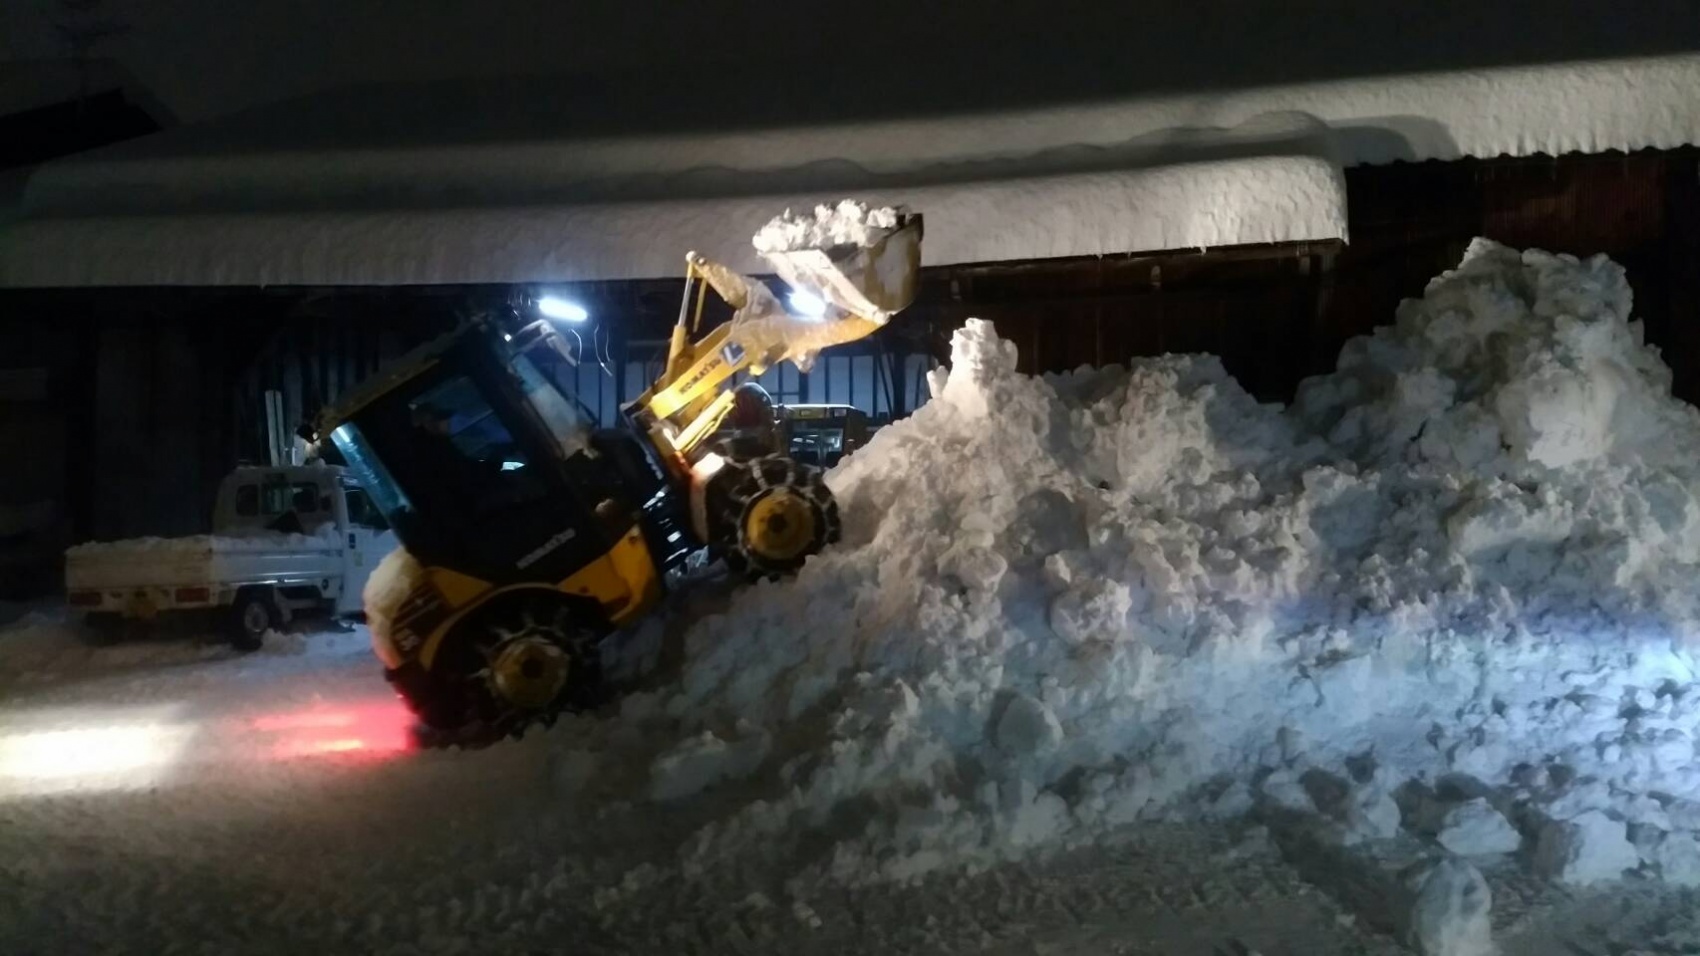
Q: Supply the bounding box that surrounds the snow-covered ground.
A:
[8,240,1700,954]
[2,611,1692,956]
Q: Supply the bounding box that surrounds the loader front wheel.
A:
[710,455,840,579]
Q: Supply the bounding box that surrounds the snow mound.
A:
[1294,238,1696,474]
[364,547,426,654]
[65,526,341,556]
[602,238,1700,889]
[752,200,900,253]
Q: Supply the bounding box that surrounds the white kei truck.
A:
[64,465,396,649]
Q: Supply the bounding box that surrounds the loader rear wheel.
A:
[710,455,840,579]
[410,591,606,748]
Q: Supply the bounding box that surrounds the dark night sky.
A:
[4,0,1699,129]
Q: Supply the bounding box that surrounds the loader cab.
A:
[322,322,648,587]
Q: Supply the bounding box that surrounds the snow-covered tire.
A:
[412,590,607,747]
[228,588,279,652]
[707,455,840,580]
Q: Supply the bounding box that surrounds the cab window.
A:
[511,353,591,459]
[405,374,550,510]
[261,480,293,515]
[292,482,321,513]
[343,487,389,530]
[330,424,412,524]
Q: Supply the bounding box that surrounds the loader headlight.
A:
[787,289,828,320]
[537,295,590,323]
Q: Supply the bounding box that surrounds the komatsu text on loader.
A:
[315,210,922,743]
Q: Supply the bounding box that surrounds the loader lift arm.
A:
[630,211,923,467]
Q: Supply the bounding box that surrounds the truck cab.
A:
[213,465,395,614]
[65,465,396,648]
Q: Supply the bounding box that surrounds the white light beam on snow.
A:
[0,712,195,797]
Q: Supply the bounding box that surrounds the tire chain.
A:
[714,455,841,578]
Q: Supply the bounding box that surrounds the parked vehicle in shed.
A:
[64,465,395,649]
[780,404,875,468]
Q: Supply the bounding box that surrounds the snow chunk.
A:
[1653,833,1700,887]
[1004,788,1071,850]
[1436,799,1521,857]
[1347,785,1405,844]
[1532,810,1639,885]
[993,693,1064,757]
[1259,770,1316,814]
[1401,858,1495,956]
[753,200,900,253]
[938,542,1008,592]
[932,318,1022,419]
[1301,768,1403,844]
[648,728,770,802]
[1048,579,1133,646]
[363,547,426,653]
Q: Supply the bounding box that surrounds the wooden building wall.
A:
[922,148,1700,404]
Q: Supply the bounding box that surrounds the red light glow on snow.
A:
[251,701,415,761]
[251,710,359,732]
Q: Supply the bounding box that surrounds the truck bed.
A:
[66,532,341,592]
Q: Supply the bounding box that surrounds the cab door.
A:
[336,482,397,614]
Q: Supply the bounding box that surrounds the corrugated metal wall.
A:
[4,147,1698,566]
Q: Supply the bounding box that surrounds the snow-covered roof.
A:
[0,114,1348,287]
[2,52,1696,288]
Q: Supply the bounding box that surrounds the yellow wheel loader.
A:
[314,210,922,744]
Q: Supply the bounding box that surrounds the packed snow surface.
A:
[563,238,1700,889]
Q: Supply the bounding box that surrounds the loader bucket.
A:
[762,213,924,322]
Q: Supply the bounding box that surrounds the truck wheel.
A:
[229,589,280,652]
[82,612,127,646]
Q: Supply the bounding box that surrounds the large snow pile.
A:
[602,239,1700,890]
